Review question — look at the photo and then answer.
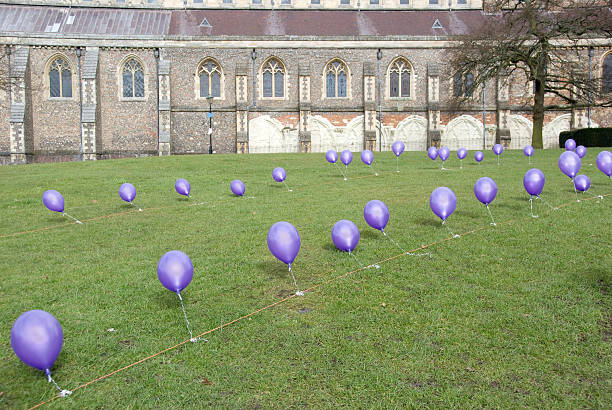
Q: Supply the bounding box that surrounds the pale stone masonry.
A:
[0,2,610,164]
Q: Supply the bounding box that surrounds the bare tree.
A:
[447,0,612,148]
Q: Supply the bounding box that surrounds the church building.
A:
[0,0,610,163]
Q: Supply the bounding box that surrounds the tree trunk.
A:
[532,75,545,149]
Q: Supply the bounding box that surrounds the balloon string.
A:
[382,230,431,257]
[62,212,82,224]
[486,204,496,226]
[369,164,378,176]
[334,162,347,180]
[460,159,463,169]
[441,220,460,238]
[396,156,399,173]
[529,196,538,218]
[528,156,531,165]
[348,251,366,269]
[441,161,445,170]
[536,195,559,211]
[129,202,143,212]
[47,375,71,398]
[282,181,293,192]
[288,263,303,296]
[572,179,580,202]
[177,292,197,343]
[497,156,500,166]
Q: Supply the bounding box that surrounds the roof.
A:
[0,4,485,39]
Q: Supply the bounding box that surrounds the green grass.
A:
[0,149,610,408]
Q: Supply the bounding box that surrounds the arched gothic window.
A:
[389,58,411,98]
[262,58,285,98]
[122,58,145,98]
[603,53,612,93]
[49,56,72,98]
[198,59,222,98]
[325,59,348,98]
[453,71,474,98]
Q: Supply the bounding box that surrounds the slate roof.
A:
[0,4,485,39]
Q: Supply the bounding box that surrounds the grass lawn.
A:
[0,148,610,408]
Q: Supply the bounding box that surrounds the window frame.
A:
[118,56,147,101]
[196,57,224,100]
[386,57,414,100]
[46,54,74,100]
[260,57,287,100]
[323,58,350,99]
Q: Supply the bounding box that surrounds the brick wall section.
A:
[29,47,80,156]
[98,49,158,156]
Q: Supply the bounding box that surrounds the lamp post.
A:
[588,46,594,128]
[206,94,213,154]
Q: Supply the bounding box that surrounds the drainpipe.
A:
[76,47,83,161]
[246,48,257,154]
[154,48,160,150]
[7,45,11,118]
[376,49,382,151]
[482,78,486,149]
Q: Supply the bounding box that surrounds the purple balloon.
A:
[523,168,545,196]
[474,177,498,205]
[575,145,586,159]
[457,148,467,160]
[230,180,245,196]
[157,250,194,293]
[11,310,63,372]
[475,151,484,163]
[429,187,457,222]
[427,147,438,161]
[272,167,286,183]
[493,144,503,156]
[326,150,338,164]
[523,145,534,157]
[392,141,405,157]
[175,179,191,197]
[361,150,374,166]
[574,174,591,192]
[596,151,612,177]
[267,221,301,265]
[559,151,581,179]
[438,146,450,162]
[565,138,576,151]
[331,220,360,253]
[363,200,389,231]
[119,183,136,203]
[42,190,64,213]
[340,150,353,166]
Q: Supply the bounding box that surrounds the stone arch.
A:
[385,115,427,151]
[443,115,484,150]
[342,115,365,152]
[248,115,299,153]
[542,114,571,149]
[508,115,533,150]
[309,115,336,152]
